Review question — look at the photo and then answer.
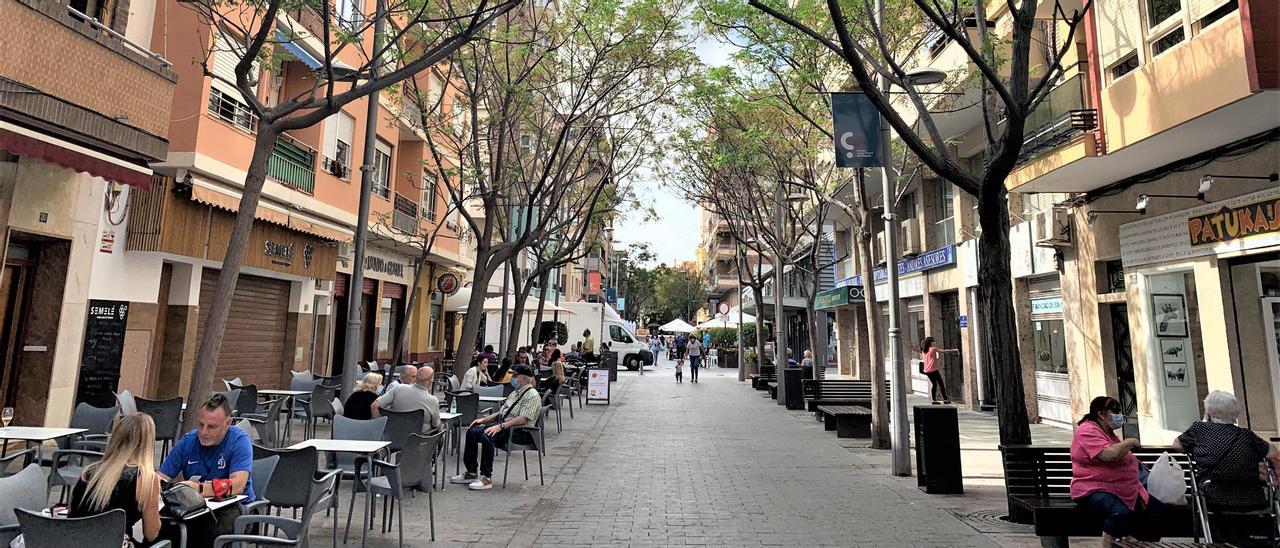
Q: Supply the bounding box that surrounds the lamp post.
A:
[772,181,810,406]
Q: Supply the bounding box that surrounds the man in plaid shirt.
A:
[450,363,542,490]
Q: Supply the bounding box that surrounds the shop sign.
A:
[364,254,405,278]
[852,245,957,285]
[1031,297,1064,315]
[436,273,460,295]
[1120,187,1280,268]
[815,285,866,310]
[264,240,294,267]
[76,300,129,408]
[586,368,610,404]
[1187,195,1280,247]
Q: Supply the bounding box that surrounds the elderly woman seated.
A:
[1070,396,1166,547]
[1173,390,1279,547]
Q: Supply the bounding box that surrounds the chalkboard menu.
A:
[75,300,129,408]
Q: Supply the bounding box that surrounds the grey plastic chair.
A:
[304,384,337,439]
[248,445,339,546]
[15,508,165,548]
[501,405,551,488]
[380,409,426,454]
[345,431,443,545]
[213,514,304,548]
[241,397,287,447]
[47,448,103,502]
[233,384,260,417]
[222,377,243,391]
[475,385,503,398]
[63,402,116,451]
[245,455,279,516]
[134,395,182,460]
[0,448,35,477]
[214,389,241,415]
[0,464,47,544]
[114,390,137,415]
[331,416,387,476]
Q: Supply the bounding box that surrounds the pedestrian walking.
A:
[674,351,683,383]
[687,337,703,383]
[919,337,957,404]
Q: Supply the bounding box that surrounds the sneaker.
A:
[468,476,493,490]
[450,472,477,484]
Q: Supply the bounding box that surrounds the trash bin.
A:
[914,405,963,494]
[783,368,805,410]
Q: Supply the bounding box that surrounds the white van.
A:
[559,302,653,370]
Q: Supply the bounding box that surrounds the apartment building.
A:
[0,0,175,425]
[77,0,471,400]
[1005,0,1279,441]
[698,207,743,313]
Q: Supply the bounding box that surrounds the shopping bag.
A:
[1146,451,1187,505]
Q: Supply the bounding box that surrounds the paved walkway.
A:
[313,357,1074,547]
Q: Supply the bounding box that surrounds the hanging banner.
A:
[831,92,882,168]
[586,368,610,405]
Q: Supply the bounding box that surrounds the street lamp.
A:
[771,182,810,407]
[880,55,950,476]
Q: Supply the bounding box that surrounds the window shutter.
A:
[1095,0,1143,69]
[211,33,260,96]
[1186,0,1229,24]
[322,115,339,159]
[339,112,354,144]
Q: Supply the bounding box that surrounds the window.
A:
[934,181,955,247]
[1152,27,1185,56]
[1146,0,1181,28]
[207,33,259,132]
[1198,0,1237,28]
[609,324,632,344]
[322,111,355,179]
[900,192,916,220]
[1110,53,1140,81]
[377,297,396,355]
[372,140,392,199]
[1033,319,1068,374]
[452,99,466,135]
[336,0,362,32]
[519,134,534,155]
[422,171,438,220]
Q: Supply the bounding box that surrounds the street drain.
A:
[944,508,1032,534]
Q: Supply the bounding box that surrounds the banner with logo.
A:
[831,92,882,168]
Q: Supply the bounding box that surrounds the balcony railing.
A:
[393,193,419,234]
[1017,74,1096,164]
[267,133,316,193]
[208,88,258,133]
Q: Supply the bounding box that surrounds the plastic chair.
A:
[47,448,103,502]
[15,508,164,548]
[475,385,503,398]
[304,384,337,439]
[0,464,47,544]
[0,449,35,477]
[380,409,426,454]
[233,384,260,417]
[214,470,337,548]
[63,402,116,451]
[241,397,287,447]
[213,389,241,415]
[346,431,443,545]
[249,445,339,546]
[115,390,137,415]
[501,405,551,488]
[246,455,279,515]
[134,396,183,460]
[222,377,243,390]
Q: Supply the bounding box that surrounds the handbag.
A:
[161,482,208,520]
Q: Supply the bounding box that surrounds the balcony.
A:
[393,193,419,234]
[267,133,316,193]
[1016,74,1096,165]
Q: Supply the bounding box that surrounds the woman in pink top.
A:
[1070,396,1166,546]
[918,337,954,404]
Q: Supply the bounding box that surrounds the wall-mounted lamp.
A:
[1200,172,1278,188]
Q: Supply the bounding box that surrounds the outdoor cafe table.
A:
[288,438,390,548]
[257,389,311,441]
[0,427,86,463]
[160,493,247,547]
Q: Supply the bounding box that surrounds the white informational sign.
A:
[586,368,610,405]
[1119,187,1280,268]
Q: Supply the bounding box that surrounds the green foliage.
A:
[532,321,568,345]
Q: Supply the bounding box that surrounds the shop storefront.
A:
[1118,186,1280,440]
[1028,277,1070,426]
[332,244,415,372]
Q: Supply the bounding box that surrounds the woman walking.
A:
[687,336,703,383]
[920,337,955,404]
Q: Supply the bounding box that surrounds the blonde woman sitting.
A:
[68,413,163,546]
[343,372,383,420]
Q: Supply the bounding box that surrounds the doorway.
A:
[1110,304,1139,439]
[0,259,31,411]
[1228,252,1280,433]
[938,292,965,404]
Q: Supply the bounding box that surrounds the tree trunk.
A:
[977,184,1032,446]
[805,303,821,380]
[184,126,278,430]
[752,285,766,375]
[453,249,499,373]
[859,224,889,449]
[391,258,432,371]
[504,273,535,361]
[530,268,551,344]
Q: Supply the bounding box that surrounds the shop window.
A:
[1144,271,1203,432]
[377,297,395,356]
[1033,319,1068,374]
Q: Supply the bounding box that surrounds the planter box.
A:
[718,350,739,368]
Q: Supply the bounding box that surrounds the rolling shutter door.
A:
[197,270,290,390]
[382,282,404,299]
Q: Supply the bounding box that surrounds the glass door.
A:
[1263,297,1280,431]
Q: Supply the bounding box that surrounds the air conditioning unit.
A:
[336,242,352,267]
[1033,207,1073,248]
[900,220,921,256]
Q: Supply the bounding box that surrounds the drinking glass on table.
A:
[2,407,13,427]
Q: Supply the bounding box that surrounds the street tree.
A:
[746,0,1093,444]
[179,0,521,427]
[417,0,695,369]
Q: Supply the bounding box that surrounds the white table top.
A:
[258,389,311,396]
[288,439,390,453]
[440,412,461,421]
[479,396,504,402]
[160,494,246,514]
[0,427,86,441]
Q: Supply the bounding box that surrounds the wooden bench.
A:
[1000,445,1197,547]
[816,405,871,438]
[766,382,778,399]
[748,366,776,390]
[802,379,892,415]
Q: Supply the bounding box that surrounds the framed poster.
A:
[1163,363,1189,387]
[1151,294,1189,338]
[586,368,610,405]
[1159,339,1187,364]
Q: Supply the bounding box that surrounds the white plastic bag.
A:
[1146,451,1187,505]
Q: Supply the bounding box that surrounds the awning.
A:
[0,123,151,188]
[190,179,352,242]
[275,32,322,69]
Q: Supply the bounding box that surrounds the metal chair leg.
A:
[503,448,511,489]
[428,489,435,542]
[538,448,544,485]
[523,450,529,480]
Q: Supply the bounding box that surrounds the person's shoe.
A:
[468,476,493,490]
[943,400,952,404]
[931,400,941,405]
[450,472,477,484]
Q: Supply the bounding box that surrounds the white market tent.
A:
[695,307,756,329]
[658,318,696,333]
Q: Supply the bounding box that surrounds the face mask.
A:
[1109,413,1126,430]
[510,378,519,389]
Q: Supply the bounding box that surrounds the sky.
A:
[612,34,739,268]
